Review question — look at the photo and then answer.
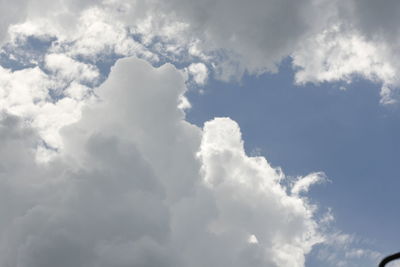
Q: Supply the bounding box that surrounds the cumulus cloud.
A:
[200,117,323,266]
[2,0,400,103]
[0,57,329,267]
[292,24,400,104]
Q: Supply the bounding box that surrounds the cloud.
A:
[187,63,208,85]
[0,64,92,154]
[0,57,328,267]
[0,1,392,266]
[292,24,400,104]
[200,117,323,266]
[312,231,383,267]
[341,0,400,43]
[291,172,327,196]
[0,0,28,43]
[2,0,400,103]
[44,53,100,84]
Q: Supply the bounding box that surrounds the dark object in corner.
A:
[379,252,400,267]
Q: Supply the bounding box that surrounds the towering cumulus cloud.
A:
[0,58,324,267]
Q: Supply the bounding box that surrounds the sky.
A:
[0,1,400,267]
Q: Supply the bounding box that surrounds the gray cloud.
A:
[344,0,400,42]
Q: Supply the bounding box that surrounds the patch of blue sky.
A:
[186,58,400,258]
[0,35,56,71]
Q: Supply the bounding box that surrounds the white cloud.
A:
[293,26,394,84]
[0,62,95,154]
[44,53,99,83]
[292,24,400,104]
[187,63,208,85]
[200,117,323,266]
[0,57,328,267]
[2,0,400,103]
[291,172,327,196]
[1,0,330,79]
